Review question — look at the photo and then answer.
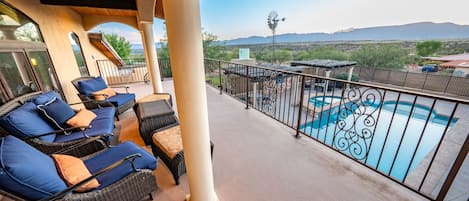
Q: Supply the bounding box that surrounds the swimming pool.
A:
[300,100,457,181]
[308,96,343,107]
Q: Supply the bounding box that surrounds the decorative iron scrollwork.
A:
[333,87,383,160]
[260,70,282,116]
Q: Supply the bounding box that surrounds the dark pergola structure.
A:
[290,60,357,69]
[290,60,357,92]
[223,65,307,82]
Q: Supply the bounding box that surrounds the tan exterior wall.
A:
[4,0,112,103]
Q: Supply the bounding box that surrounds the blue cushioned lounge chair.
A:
[0,135,158,201]
[71,76,136,120]
[0,91,118,157]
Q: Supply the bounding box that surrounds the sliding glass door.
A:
[0,48,61,104]
[0,51,37,102]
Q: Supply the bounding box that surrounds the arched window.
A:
[69,32,89,76]
[0,2,62,104]
[0,3,42,42]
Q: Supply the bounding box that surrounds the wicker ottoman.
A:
[150,124,214,185]
[136,100,178,145]
[136,93,173,106]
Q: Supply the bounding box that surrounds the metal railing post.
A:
[386,69,391,84]
[218,60,222,95]
[422,72,429,90]
[96,60,103,77]
[295,75,306,138]
[403,70,409,87]
[444,75,453,94]
[245,65,249,109]
[435,135,468,201]
[372,67,377,81]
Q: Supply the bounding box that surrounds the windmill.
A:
[267,11,285,64]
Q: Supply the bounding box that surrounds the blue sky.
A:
[93,0,469,44]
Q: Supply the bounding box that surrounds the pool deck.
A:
[301,93,348,118]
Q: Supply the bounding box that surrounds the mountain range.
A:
[130,22,469,50]
[220,22,469,45]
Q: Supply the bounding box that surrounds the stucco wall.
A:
[4,0,112,103]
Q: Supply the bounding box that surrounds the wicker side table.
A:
[151,124,214,185]
[136,100,178,145]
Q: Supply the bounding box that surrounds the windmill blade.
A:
[268,11,278,19]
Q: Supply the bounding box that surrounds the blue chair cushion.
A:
[0,136,67,200]
[77,77,108,95]
[91,107,116,121]
[0,102,56,142]
[84,141,157,189]
[107,93,135,106]
[37,97,76,130]
[53,108,115,143]
[32,91,63,105]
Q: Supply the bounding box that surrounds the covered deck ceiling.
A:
[39,0,165,19]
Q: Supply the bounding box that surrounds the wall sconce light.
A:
[30,58,37,66]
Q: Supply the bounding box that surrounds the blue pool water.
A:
[309,96,343,107]
[300,100,457,181]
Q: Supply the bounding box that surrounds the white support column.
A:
[141,23,163,93]
[347,66,354,89]
[325,70,331,93]
[163,0,218,201]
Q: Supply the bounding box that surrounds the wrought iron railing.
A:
[204,58,469,201]
[96,58,171,85]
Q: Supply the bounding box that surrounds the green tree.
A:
[275,49,293,63]
[103,33,131,59]
[202,32,233,61]
[350,45,408,69]
[292,47,349,61]
[308,47,349,60]
[254,49,272,62]
[157,42,169,59]
[416,40,442,57]
[292,50,311,60]
[254,49,292,64]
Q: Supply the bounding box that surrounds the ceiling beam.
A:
[136,0,155,24]
[39,0,137,10]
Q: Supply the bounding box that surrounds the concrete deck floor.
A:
[119,80,427,201]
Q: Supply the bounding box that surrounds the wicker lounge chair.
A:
[71,76,135,120]
[0,91,118,157]
[0,135,158,201]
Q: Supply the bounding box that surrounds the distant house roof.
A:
[427,53,469,62]
[88,32,124,66]
[290,60,356,68]
[440,60,469,68]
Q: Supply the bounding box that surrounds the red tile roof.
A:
[432,53,469,61]
[440,60,469,68]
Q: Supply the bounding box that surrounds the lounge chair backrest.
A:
[0,92,42,117]
[0,91,63,141]
[0,135,67,200]
[71,76,108,95]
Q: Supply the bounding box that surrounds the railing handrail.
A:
[206,58,469,105]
